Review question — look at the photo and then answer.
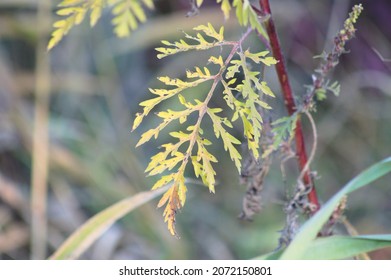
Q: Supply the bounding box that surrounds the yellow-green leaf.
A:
[136,128,158,147]
[261,56,278,66]
[260,81,275,97]
[90,0,104,26]
[208,55,224,67]
[218,0,231,20]
[142,0,154,9]
[132,113,143,131]
[196,0,203,7]
[177,176,187,206]
[152,174,176,190]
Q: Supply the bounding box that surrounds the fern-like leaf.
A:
[233,0,268,38]
[207,108,242,171]
[217,0,232,20]
[223,49,277,159]
[48,0,154,50]
[156,24,225,59]
[132,72,213,133]
[48,0,93,50]
[262,114,298,158]
[133,24,277,236]
[109,0,152,37]
[192,135,217,193]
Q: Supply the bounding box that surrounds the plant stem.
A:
[259,0,320,212]
[31,0,51,259]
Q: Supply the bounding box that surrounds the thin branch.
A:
[372,47,391,63]
[297,111,317,185]
[305,4,363,105]
[259,0,320,212]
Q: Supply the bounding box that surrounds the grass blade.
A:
[302,235,391,260]
[280,156,391,259]
[49,186,169,260]
[255,235,391,260]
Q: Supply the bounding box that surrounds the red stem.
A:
[259,0,320,212]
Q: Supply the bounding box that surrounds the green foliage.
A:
[280,156,391,259]
[341,3,363,36]
[154,23,225,59]
[195,0,231,20]
[110,0,154,37]
[199,0,269,39]
[262,114,298,158]
[224,50,277,160]
[233,0,268,38]
[252,157,391,259]
[300,235,391,260]
[132,23,277,235]
[307,4,362,104]
[48,0,268,50]
[45,0,385,261]
[48,0,96,50]
[207,108,242,171]
[256,234,391,260]
[217,0,231,20]
[314,80,340,101]
[48,0,154,50]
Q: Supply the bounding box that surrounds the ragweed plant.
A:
[48,0,373,248]
[305,4,364,106]
[47,0,266,50]
[132,24,277,235]
[46,1,391,261]
[47,0,275,234]
[47,0,154,50]
[48,0,277,238]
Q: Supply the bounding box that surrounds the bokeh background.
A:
[0,0,390,260]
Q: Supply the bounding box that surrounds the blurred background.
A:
[0,0,390,260]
